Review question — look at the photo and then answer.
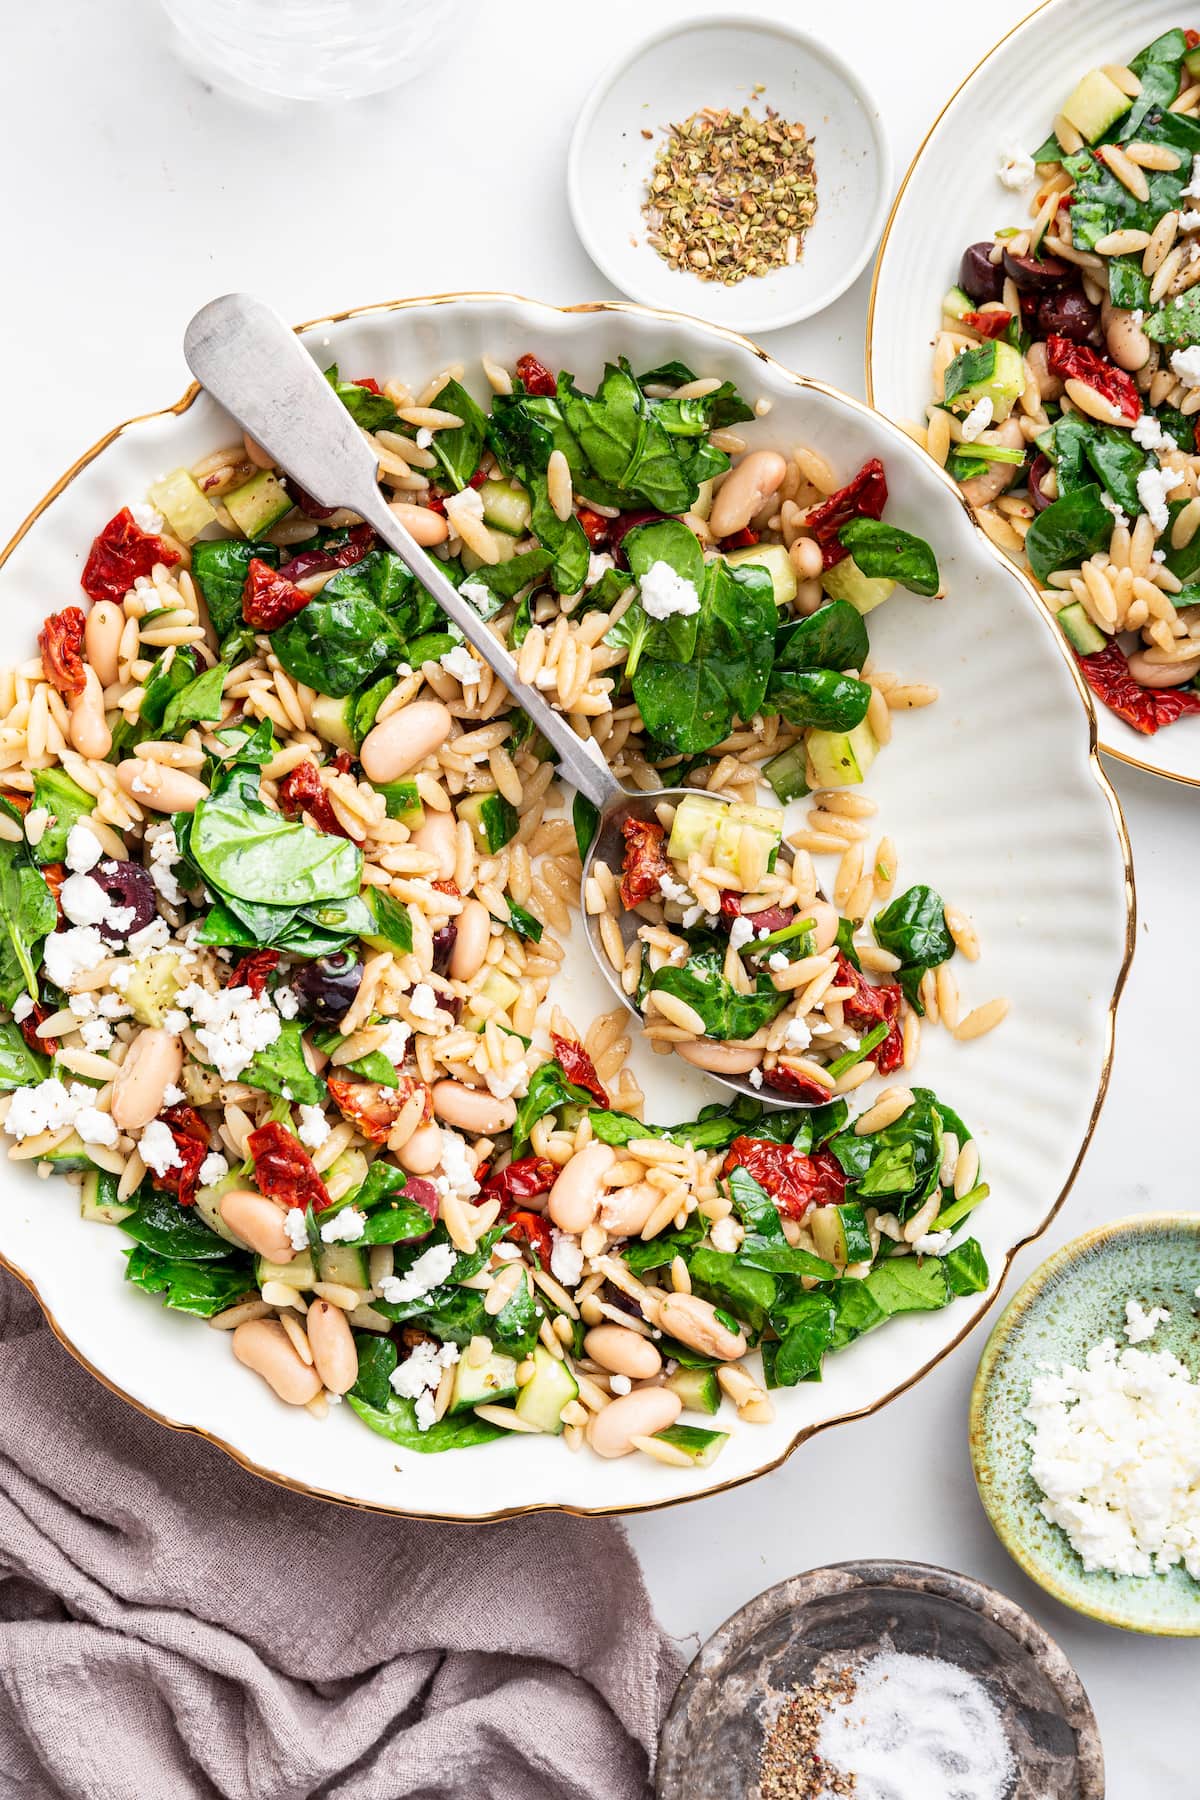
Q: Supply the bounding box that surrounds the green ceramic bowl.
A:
[971,1213,1200,1636]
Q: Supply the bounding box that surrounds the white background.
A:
[4,0,1198,1790]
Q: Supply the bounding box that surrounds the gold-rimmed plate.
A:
[866,0,1200,787]
[0,293,1133,1519]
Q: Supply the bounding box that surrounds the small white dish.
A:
[567,16,892,334]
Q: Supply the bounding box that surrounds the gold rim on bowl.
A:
[0,290,1137,1521]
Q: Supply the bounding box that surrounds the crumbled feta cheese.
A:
[297,1104,331,1149]
[609,1374,633,1396]
[96,993,132,1020]
[43,926,109,990]
[172,981,282,1081]
[59,873,111,929]
[1179,210,1200,233]
[395,663,413,679]
[75,1107,118,1147]
[1124,1298,1171,1345]
[586,552,615,587]
[658,872,693,908]
[709,1215,743,1255]
[439,643,481,687]
[11,993,34,1022]
[130,501,164,534]
[415,426,433,449]
[283,1209,309,1252]
[727,916,755,951]
[783,1016,812,1051]
[638,559,701,620]
[381,1246,458,1307]
[64,823,103,874]
[161,1009,188,1034]
[1184,154,1200,200]
[4,1079,98,1143]
[139,1119,183,1177]
[767,951,790,973]
[459,575,494,611]
[550,1230,584,1289]
[484,1061,529,1101]
[389,1336,460,1429]
[127,917,171,956]
[1170,345,1200,389]
[199,1152,229,1187]
[161,1085,183,1107]
[1099,491,1130,529]
[79,1018,115,1053]
[436,1129,480,1202]
[1136,465,1183,533]
[912,1228,953,1257]
[408,982,441,1022]
[444,485,485,525]
[748,1066,764,1089]
[380,1019,411,1063]
[273,985,299,1020]
[959,395,994,442]
[997,145,1035,190]
[146,823,184,905]
[320,1206,367,1244]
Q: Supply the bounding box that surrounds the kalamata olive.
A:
[959,243,1005,304]
[607,510,667,565]
[93,859,157,943]
[431,921,458,976]
[602,1282,644,1320]
[401,1176,439,1226]
[1002,249,1070,291]
[292,950,363,1022]
[742,904,794,940]
[1028,453,1055,514]
[1037,287,1100,345]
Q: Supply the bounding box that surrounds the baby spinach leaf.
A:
[632,557,776,754]
[425,378,488,490]
[270,554,406,697]
[120,1186,232,1260]
[0,1021,49,1090]
[240,1019,325,1106]
[620,1218,706,1276]
[190,540,280,639]
[1047,415,1151,515]
[762,1291,835,1387]
[648,944,789,1041]
[605,518,704,676]
[872,884,954,1011]
[944,1237,989,1295]
[161,660,229,736]
[506,898,543,943]
[124,1245,254,1317]
[1024,484,1112,584]
[359,1197,439,1243]
[486,394,591,594]
[463,546,554,603]
[349,1333,399,1408]
[0,831,57,1009]
[830,1089,944,1218]
[560,360,698,514]
[838,518,941,597]
[511,1059,598,1155]
[323,365,399,432]
[687,1246,774,1337]
[829,1278,889,1350]
[766,668,872,732]
[1119,30,1187,141]
[30,768,94,864]
[572,793,599,863]
[741,1239,835,1280]
[361,887,415,955]
[1107,256,1152,313]
[347,1393,506,1453]
[1067,132,1189,250]
[637,362,755,432]
[726,1165,785,1238]
[774,600,869,673]
[864,1254,950,1315]
[1145,290,1200,346]
[139,647,202,734]
[943,344,1001,407]
[190,792,362,908]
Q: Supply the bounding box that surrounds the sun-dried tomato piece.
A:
[480,1155,558,1208]
[551,1033,610,1109]
[248,1121,331,1213]
[242,557,312,631]
[806,459,889,570]
[19,1003,56,1059]
[835,954,904,1076]
[151,1103,211,1208]
[326,1076,409,1145]
[619,815,671,908]
[1188,27,1200,48]
[505,1209,553,1272]
[761,1063,834,1105]
[226,949,280,998]
[1045,336,1140,422]
[467,467,488,490]
[38,608,88,699]
[515,353,556,397]
[40,862,65,922]
[723,1135,846,1219]
[353,376,383,394]
[1076,641,1200,734]
[719,526,760,550]
[576,508,610,548]
[424,490,448,516]
[332,749,353,775]
[276,759,350,839]
[2,792,30,815]
[278,523,374,585]
[961,309,1013,340]
[81,508,180,603]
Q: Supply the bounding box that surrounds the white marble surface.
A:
[4,0,1197,1789]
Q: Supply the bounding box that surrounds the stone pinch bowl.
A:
[971,1212,1200,1636]
[655,1559,1103,1799]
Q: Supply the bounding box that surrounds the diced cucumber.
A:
[310,693,356,752]
[656,1424,729,1467]
[1060,69,1132,145]
[1188,45,1200,80]
[821,555,895,615]
[807,718,880,789]
[122,952,181,1027]
[224,470,293,538]
[194,1171,246,1248]
[667,792,728,862]
[514,1345,578,1434]
[692,478,715,522]
[941,286,973,322]
[713,801,782,877]
[479,477,532,537]
[457,791,518,853]
[1057,600,1106,656]
[664,1365,721,1415]
[146,468,218,544]
[809,1201,873,1271]
[38,1131,98,1174]
[944,339,1025,424]
[451,1350,520,1412]
[323,1148,370,1202]
[80,1168,135,1225]
[372,779,424,825]
[763,743,810,804]
[467,968,522,1019]
[255,1251,315,1291]
[318,1240,369,1288]
[722,541,797,607]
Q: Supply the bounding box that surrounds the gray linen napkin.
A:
[0,1269,682,1800]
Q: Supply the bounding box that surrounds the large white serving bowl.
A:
[867,0,1200,788]
[0,294,1133,1520]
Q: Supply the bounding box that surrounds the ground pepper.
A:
[758,1666,857,1798]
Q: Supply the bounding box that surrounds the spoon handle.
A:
[183,293,625,812]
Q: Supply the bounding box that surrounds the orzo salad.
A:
[921,27,1200,735]
[0,347,997,1465]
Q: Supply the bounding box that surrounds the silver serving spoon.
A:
[183,294,778,1104]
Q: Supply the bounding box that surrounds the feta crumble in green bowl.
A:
[970,1213,1200,1635]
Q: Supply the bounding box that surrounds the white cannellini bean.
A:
[709,450,788,538]
[115,758,208,813]
[430,1080,516,1135]
[110,1028,183,1131]
[219,1189,296,1263]
[547,1142,616,1233]
[232,1319,323,1405]
[361,702,452,783]
[586,1387,681,1458]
